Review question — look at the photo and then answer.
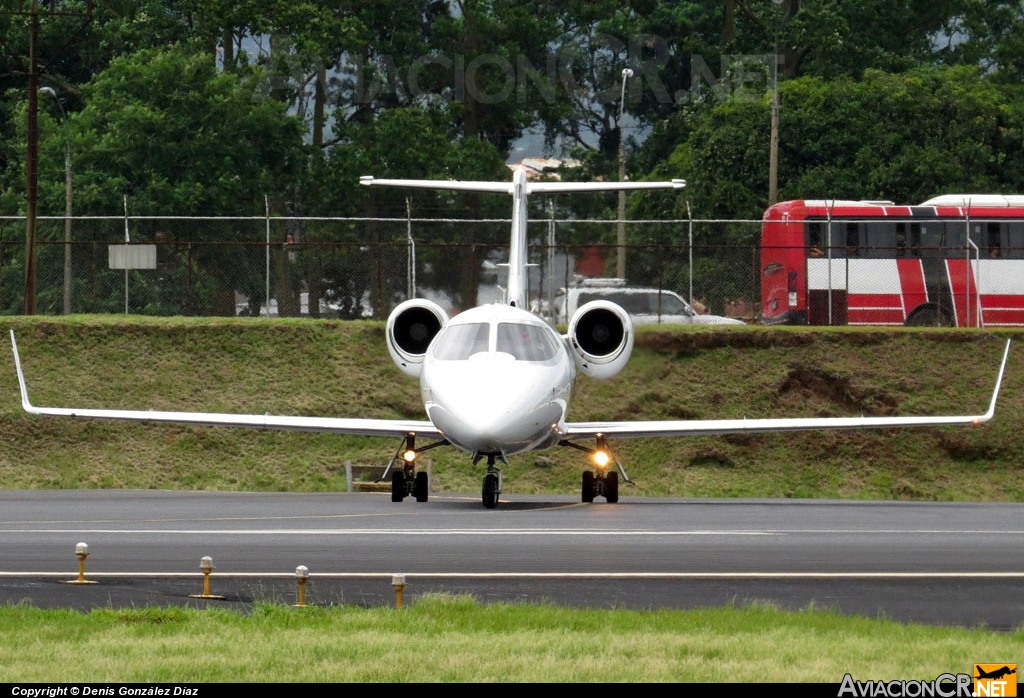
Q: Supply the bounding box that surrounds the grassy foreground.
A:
[0,595,1020,683]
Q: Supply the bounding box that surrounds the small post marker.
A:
[294,565,310,607]
[392,574,406,609]
[62,542,98,584]
[190,556,225,599]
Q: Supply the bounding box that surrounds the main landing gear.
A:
[581,469,618,503]
[391,467,430,503]
[562,435,628,504]
[384,433,447,503]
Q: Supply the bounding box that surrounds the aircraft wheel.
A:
[482,474,499,509]
[414,471,429,503]
[391,471,405,502]
[581,471,595,503]
[605,471,619,503]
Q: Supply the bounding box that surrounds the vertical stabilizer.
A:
[360,169,686,309]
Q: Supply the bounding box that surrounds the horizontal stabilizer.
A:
[359,175,686,197]
[360,176,512,195]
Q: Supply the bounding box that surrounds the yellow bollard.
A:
[62,542,98,585]
[392,574,406,609]
[294,565,309,607]
[189,555,224,599]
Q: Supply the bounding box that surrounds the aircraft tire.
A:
[605,471,619,503]
[581,471,595,503]
[414,471,429,502]
[482,474,499,509]
[391,471,405,502]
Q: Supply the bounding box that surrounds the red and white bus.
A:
[760,195,1024,327]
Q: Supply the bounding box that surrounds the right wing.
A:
[563,338,1011,439]
[10,331,441,438]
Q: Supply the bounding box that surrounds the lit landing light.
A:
[592,434,611,469]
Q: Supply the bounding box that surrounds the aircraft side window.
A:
[431,322,491,360]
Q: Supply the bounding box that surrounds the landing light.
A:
[592,450,610,468]
[403,450,417,463]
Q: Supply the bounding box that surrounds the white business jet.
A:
[10,166,1012,508]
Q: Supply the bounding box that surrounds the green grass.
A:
[1,317,1021,682]
[1,316,1021,501]
[0,595,1019,682]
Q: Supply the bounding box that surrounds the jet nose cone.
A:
[423,354,567,454]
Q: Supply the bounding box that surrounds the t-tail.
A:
[360,167,686,308]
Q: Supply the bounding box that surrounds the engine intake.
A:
[567,300,633,379]
[386,299,449,377]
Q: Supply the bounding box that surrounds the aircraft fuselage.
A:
[420,303,574,457]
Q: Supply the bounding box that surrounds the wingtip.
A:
[10,330,34,413]
[981,338,1011,422]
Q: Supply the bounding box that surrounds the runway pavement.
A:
[0,489,1021,630]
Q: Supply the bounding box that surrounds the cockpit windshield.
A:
[496,322,560,361]
[431,321,561,362]
[431,323,490,360]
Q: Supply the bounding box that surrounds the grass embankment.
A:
[0,596,1020,682]
[0,316,1021,501]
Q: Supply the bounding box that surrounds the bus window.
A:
[1007,221,1024,259]
[845,222,860,256]
[916,223,945,257]
[895,222,908,257]
[944,222,966,250]
[986,222,1002,258]
[807,222,825,257]
[864,221,896,259]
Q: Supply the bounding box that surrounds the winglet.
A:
[9,330,35,414]
[979,338,1012,423]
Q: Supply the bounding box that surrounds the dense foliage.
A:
[2,1,1024,312]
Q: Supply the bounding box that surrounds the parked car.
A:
[553,280,744,326]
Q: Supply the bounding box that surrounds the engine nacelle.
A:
[386,299,449,378]
[567,300,634,379]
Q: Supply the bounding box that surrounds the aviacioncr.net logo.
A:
[838,673,973,697]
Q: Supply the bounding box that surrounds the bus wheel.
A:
[905,304,952,327]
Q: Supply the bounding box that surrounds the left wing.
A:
[10,331,440,438]
[563,339,1011,439]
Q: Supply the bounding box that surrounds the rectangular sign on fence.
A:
[108,245,157,270]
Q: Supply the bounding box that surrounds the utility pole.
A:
[768,0,785,206]
[41,87,72,314]
[4,1,94,315]
[25,0,40,315]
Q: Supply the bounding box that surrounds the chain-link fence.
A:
[0,215,762,321]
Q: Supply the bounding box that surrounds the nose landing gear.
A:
[383,433,447,503]
[477,453,504,509]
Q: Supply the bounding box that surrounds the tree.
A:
[639,65,1024,221]
[319,105,509,315]
[57,45,306,314]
